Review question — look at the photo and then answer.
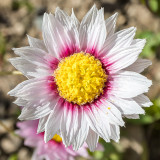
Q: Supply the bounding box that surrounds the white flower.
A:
[8,5,152,151]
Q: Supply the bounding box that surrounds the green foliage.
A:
[12,0,34,12]
[136,31,160,58]
[140,0,160,16]
[99,140,123,160]
[149,0,159,13]
[0,33,6,59]
[8,154,18,160]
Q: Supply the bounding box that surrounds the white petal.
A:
[37,114,49,133]
[108,95,145,115]
[71,9,80,29]
[44,100,63,142]
[133,94,153,107]
[86,8,106,54]
[18,103,51,120]
[110,124,120,142]
[9,57,37,78]
[105,12,118,37]
[80,5,98,28]
[99,99,125,126]
[55,8,80,52]
[125,114,139,119]
[102,39,146,73]
[8,78,36,96]
[27,35,48,52]
[109,71,152,98]
[12,47,48,67]
[100,27,136,57]
[72,108,89,150]
[13,98,27,106]
[60,104,89,150]
[55,7,72,28]
[86,128,99,152]
[13,78,47,98]
[85,105,111,142]
[79,5,106,54]
[42,13,77,58]
[60,103,77,146]
[124,58,152,73]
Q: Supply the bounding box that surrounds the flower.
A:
[16,120,92,160]
[9,5,152,151]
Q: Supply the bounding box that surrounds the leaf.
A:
[8,154,18,160]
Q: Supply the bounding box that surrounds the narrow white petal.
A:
[99,99,125,126]
[42,13,58,57]
[27,35,48,52]
[86,8,106,54]
[105,12,118,37]
[18,103,51,120]
[72,108,89,150]
[80,4,98,27]
[133,94,153,107]
[85,105,111,142]
[100,27,136,57]
[125,114,139,119]
[8,78,36,96]
[55,8,80,52]
[108,95,145,115]
[12,47,48,67]
[55,7,71,28]
[37,114,49,133]
[44,101,63,142]
[71,9,80,29]
[79,5,98,51]
[79,7,106,54]
[42,13,77,58]
[13,98,27,106]
[9,57,37,78]
[110,124,120,142]
[102,39,146,73]
[86,128,99,152]
[109,71,152,98]
[124,58,152,73]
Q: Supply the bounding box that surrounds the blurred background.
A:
[0,0,160,160]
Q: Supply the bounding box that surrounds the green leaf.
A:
[136,31,160,58]
[149,0,158,13]
[0,33,6,58]
[8,154,18,160]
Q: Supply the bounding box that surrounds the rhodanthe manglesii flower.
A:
[16,120,91,160]
[9,5,152,151]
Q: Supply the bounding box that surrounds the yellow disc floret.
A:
[54,52,107,105]
[52,134,62,143]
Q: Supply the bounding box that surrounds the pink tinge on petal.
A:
[17,119,90,159]
[46,76,59,97]
[59,45,80,59]
[47,56,59,71]
[86,45,99,58]
[99,57,114,74]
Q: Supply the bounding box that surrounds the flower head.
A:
[16,120,91,160]
[9,5,152,151]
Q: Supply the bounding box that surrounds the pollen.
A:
[54,52,107,105]
[52,134,62,143]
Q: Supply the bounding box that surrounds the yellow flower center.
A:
[54,52,107,105]
[52,134,62,143]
